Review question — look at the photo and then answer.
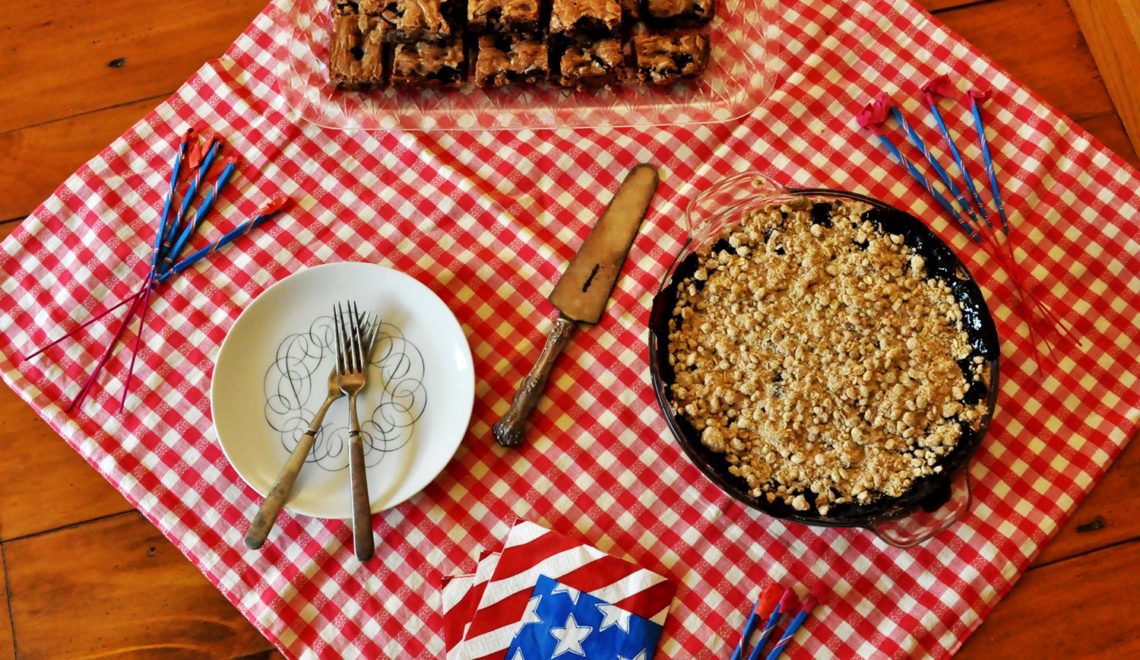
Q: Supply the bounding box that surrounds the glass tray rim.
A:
[268,0,782,131]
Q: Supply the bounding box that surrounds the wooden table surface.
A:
[1,1,1138,657]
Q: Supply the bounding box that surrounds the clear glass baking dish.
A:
[268,0,780,131]
[647,172,1001,547]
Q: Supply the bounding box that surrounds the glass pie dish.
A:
[268,0,780,131]
[647,172,1001,547]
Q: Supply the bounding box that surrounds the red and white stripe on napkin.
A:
[442,520,676,659]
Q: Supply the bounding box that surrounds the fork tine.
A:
[365,317,379,358]
[334,302,349,376]
[359,316,377,368]
[332,303,342,376]
[349,301,365,372]
[345,302,356,373]
[344,302,356,372]
[363,314,376,366]
[359,312,373,369]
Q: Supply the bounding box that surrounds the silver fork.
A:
[246,362,342,549]
[334,301,380,561]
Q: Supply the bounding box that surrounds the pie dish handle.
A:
[683,170,796,243]
[864,469,973,548]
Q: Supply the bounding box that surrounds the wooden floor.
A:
[1,0,1138,657]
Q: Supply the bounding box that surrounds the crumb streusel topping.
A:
[667,198,988,514]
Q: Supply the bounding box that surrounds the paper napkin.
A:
[442,520,676,659]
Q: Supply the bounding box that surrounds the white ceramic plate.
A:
[211,262,475,519]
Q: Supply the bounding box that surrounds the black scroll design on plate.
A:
[263,315,428,471]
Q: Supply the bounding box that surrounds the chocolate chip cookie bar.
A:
[550,0,622,41]
[630,29,709,84]
[467,0,544,34]
[645,0,713,27]
[390,38,467,87]
[555,39,624,88]
[392,0,464,42]
[474,34,549,86]
[329,3,391,89]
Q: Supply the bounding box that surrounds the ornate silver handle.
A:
[493,316,577,448]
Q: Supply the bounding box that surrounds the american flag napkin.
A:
[443,520,676,659]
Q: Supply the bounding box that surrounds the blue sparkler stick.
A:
[122,129,201,412]
[160,137,222,257]
[731,598,763,660]
[152,130,192,269]
[732,584,782,660]
[874,133,981,244]
[763,594,819,660]
[157,197,289,283]
[889,106,980,226]
[161,157,236,270]
[969,93,1011,233]
[927,102,991,226]
[747,590,795,660]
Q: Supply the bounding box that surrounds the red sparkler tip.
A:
[777,589,797,613]
[181,127,196,144]
[856,92,890,131]
[968,87,993,104]
[258,195,291,216]
[186,135,206,170]
[755,583,783,617]
[223,156,238,169]
[921,75,956,104]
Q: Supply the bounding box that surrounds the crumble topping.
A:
[667,198,988,514]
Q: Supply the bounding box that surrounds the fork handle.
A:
[348,394,375,561]
[245,395,337,549]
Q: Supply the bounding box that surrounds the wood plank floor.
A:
[0,1,268,134]
[1,0,1138,657]
[0,558,12,659]
[4,514,272,658]
[964,538,1140,656]
[0,99,161,222]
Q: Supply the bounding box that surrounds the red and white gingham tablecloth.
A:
[2,0,1139,657]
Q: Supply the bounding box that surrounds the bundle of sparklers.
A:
[24,128,290,413]
[730,583,823,660]
[858,75,1078,366]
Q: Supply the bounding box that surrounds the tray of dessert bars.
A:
[269,0,779,130]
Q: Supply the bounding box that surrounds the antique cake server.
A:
[493,164,659,447]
